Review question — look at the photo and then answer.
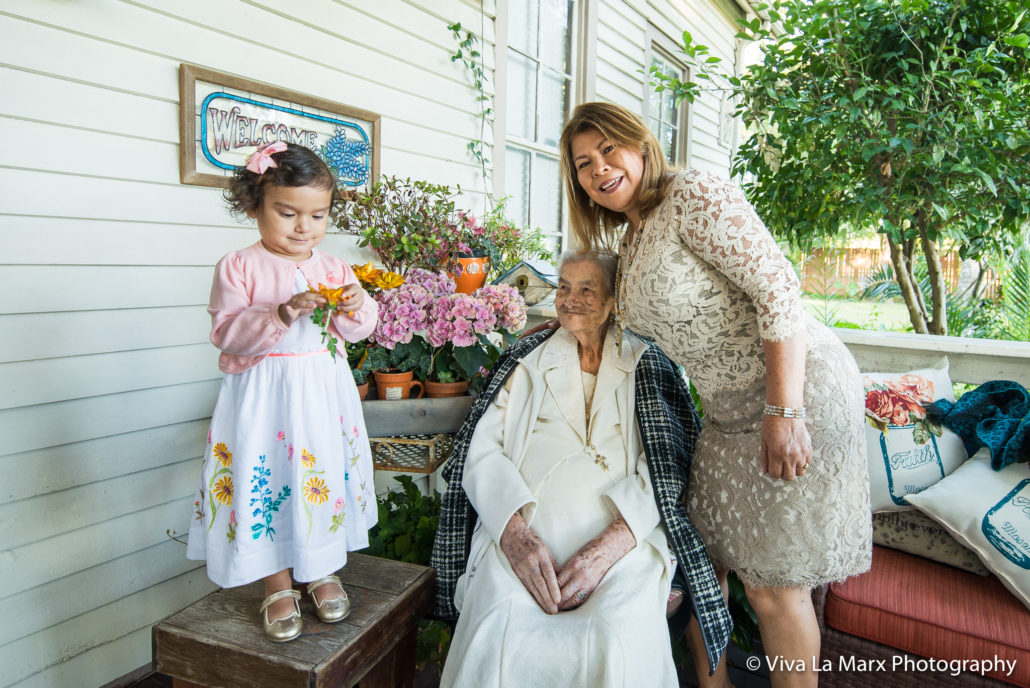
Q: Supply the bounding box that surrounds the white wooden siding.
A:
[595,0,745,175]
[0,1,491,686]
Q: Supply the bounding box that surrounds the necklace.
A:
[578,342,609,472]
[613,222,645,355]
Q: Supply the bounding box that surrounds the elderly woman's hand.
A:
[499,512,562,614]
[761,416,813,480]
[556,517,636,610]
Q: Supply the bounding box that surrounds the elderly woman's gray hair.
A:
[557,249,618,297]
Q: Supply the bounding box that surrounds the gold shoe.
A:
[259,589,303,642]
[306,575,350,623]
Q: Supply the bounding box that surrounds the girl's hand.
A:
[499,512,561,614]
[556,517,635,610]
[761,415,813,481]
[337,283,364,315]
[278,292,326,326]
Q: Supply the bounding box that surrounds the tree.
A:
[652,0,1030,334]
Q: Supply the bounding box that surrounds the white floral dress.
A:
[620,170,872,588]
[187,271,376,588]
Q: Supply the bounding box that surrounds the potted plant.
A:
[454,198,555,290]
[366,269,528,397]
[345,263,406,400]
[338,176,470,277]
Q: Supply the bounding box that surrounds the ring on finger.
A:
[575,590,586,601]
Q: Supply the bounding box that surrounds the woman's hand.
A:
[278,292,326,326]
[499,512,562,614]
[555,517,636,610]
[338,283,364,315]
[519,318,560,338]
[761,415,812,481]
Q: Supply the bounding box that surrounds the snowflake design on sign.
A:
[321,127,370,185]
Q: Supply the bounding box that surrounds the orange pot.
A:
[374,371,424,400]
[424,380,469,398]
[452,256,490,294]
[355,382,369,400]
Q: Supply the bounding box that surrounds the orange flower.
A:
[301,449,317,468]
[212,475,234,505]
[212,442,232,467]
[304,477,330,505]
[309,283,346,308]
[351,262,380,286]
[375,271,405,290]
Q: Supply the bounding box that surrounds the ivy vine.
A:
[448,20,494,201]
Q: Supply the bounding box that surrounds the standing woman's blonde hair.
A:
[559,102,671,250]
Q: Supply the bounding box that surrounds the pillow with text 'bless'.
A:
[862,359,968,512]
[906,450,1030,611]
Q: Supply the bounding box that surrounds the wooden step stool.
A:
[153,554,434,688]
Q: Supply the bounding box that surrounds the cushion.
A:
[906,449,1030,612]
[862,359,968,511]
[872,510,989,576]
[826,546,1030,687]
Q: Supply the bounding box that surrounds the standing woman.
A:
[559,102,871,688]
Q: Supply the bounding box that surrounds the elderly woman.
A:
[430,250,731,687]
[557,102,871,688]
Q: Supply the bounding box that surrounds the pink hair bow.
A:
[245,141,288,174]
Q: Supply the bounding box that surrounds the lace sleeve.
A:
[670,172,805,342]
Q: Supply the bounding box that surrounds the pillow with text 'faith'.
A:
[862,359,968,512]
[907,450,1030,611]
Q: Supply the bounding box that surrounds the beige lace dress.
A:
[619,170,872,588]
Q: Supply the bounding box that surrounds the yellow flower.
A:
[212,475,234,505]
[351,262,380,286]
[304,477,330,505]
[301,449,317,468]
[212,442,232,467]
[375,271,405,290]
[310,283,345,307]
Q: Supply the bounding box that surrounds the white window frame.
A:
[643,25,692,167]
[493,0,584,254]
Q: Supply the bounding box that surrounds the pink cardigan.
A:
[208,242,378,374]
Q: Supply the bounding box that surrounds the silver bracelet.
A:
[764,403,806,418]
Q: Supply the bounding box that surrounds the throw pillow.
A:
[862,359,968,512]
[872,510,989,576]
[907,449,1030,611]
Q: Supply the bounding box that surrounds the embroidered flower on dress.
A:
[334,497,344,514]
[212,442,232,467]
[276,431,286,441]
[212,475,234,505]
[304,477,330,505]
[301,449,317,468]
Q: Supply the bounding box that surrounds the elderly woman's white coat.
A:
[440,328,679,688]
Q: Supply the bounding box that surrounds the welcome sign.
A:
[179,64,380,194]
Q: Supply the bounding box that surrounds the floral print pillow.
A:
[862,360,969,512]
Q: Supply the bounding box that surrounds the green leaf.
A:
[1004,33,1029,49]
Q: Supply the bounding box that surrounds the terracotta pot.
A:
[374,371,424,400]
[424,379,469,398]
[452,256,490,293]
[355,382,369,400]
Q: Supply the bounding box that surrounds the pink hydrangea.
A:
[372,283,432,349]
[474,284,528,332]
[426,293,497,347]
[404,269,456,297]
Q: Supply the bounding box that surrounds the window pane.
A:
[648,115,663,151]
[539,67,569,148]
[661,122,675,163]
[507,50,538,141]
[661,88,677,125]
[539,0,572,71]
[532,153,562,238]
[505,146,531,227]
[508,0,539,57]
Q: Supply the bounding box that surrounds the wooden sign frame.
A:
[179,63,380,196]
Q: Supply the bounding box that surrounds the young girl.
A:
[187,141,378,642]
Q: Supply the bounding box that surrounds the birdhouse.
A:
[492,259,558,306]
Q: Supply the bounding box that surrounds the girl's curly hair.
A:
[224,142,340,215]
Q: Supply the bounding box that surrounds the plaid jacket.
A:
[430,330,733,673]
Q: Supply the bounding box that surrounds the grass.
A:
[801,296,911,332]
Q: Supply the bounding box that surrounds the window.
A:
[504,0,574,254]
[644,41,689,165]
